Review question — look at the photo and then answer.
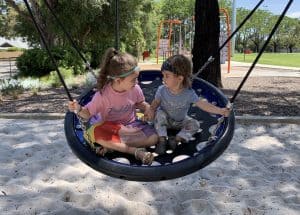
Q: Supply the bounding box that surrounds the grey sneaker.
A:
[155,137,167,155]
[169,136,187,151]
[168,136,178,151]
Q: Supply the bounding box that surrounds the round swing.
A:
[24,0,292,181]
[64,70,235,181]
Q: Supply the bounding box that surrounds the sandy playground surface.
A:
[0,119,299,215]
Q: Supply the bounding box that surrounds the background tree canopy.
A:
[1,0,157,67]
[1,0,299,82]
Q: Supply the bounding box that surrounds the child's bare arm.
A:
[150,99,160,112]
[135,101,150,112]
[146,99,160,120]
[68,100,91,120]
[196,99,230,117]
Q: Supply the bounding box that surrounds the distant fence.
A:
[0,57,18,78]
[162,50,175,61]
[0,51,22,79]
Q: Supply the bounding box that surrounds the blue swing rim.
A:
[64,70,235,181]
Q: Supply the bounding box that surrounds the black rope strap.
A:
[42,0,97,79]
[230,0,294,103]
[115,0,120,50]
[43,0,88,67]
[23,0,73,101]
[194,0,265,77]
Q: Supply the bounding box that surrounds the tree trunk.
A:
[274,44,277,53]
[29,0,56,48]
[192,0,222,88]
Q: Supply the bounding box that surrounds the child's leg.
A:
[154,109,169,138]
[126,134,158,147]
[85,122,157,164]
[154,109,169,154]
[176,116,200,142]
[94,138,153,165]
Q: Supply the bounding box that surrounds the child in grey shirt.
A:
[147,55,230,155]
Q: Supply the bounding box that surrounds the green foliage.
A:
[235,7,300,53]
[16,47,84,78]
[42,67,73,88]
[0,1,17,37]
[218,0,231,10]
[4,0,157,62]
[4,0,300,63]
[57,47,84,74]
[16,48,56,77]
[159,0,194,20]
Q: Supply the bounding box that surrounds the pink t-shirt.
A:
[85,84,145,125]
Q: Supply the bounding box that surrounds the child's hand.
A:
[221,108,231,117]
[144,108,155,121]
[68,100,81,113]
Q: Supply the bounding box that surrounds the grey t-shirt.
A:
[155,85,200,122]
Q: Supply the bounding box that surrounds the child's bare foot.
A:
[95,146,108,156]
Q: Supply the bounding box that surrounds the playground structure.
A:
[156,9,231,73]
[155,19,182,63]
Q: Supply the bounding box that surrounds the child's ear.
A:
[115,78,122,83]
[178,75,184,82]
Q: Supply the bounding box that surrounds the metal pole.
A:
[179,25,182,54]
[9,58,12,77]
[115,0,120,50]
[231,0,237,56]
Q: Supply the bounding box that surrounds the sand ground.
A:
[0,119,299,215]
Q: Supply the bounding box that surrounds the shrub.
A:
[16,47,85,78]
[16,48,56,77]
[41,67,74,88]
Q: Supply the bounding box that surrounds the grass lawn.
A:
[231,53,300,68]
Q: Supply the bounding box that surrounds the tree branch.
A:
[4,0,31,22]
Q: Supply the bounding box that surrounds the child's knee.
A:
[185,119,200,131]
[148,134,159,145]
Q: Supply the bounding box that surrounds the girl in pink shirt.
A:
[68,48,158,165]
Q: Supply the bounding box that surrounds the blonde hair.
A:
[165,55,192,88]
[97,48,138,92]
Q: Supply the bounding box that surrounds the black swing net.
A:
[23,0,293,181]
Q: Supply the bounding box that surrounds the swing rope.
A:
[25,0,293,125]
[42,0,97,78]
[190,0,265,138]
[193,0,293,104]
[23,0,73,101]
[193,0,265,77]
[230,0,294,103]
[192,0,293,140]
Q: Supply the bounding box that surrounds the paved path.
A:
[1,60,299,122]
[223,61,300,78]
[1,60,299,80]
[138,61,300,78]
